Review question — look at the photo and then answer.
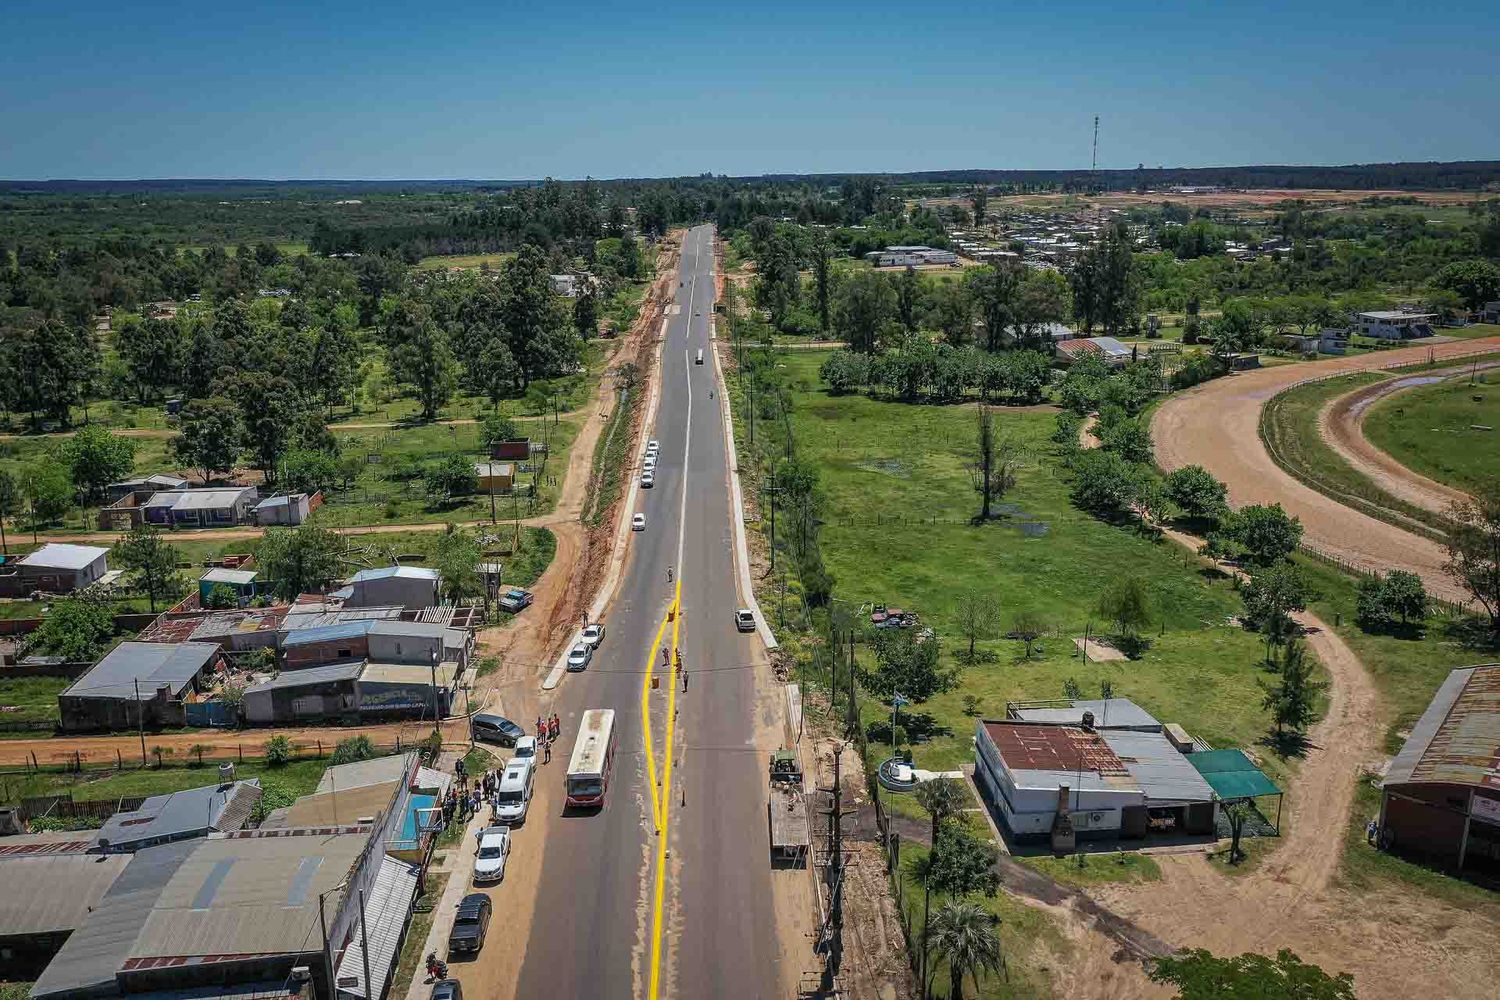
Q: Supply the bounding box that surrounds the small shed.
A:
[198,567,259,607]
[345,566,441,611]
[490,439,531,461]
[253,492,313,526]
[475,462,515,494]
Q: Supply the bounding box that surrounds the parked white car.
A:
[473,826,511,883]
[632,513,646,531]
[646,439,660,453]
[641,471,655,488]
[580,623,606,649]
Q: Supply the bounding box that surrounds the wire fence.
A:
[0,736,428,774]
[1296,542,1475,619]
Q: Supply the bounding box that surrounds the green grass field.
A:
[1363,369,1500,495]
[1016,850,1162,888]
[1295,556,1498,752]
[414,252,516,271]
[764,350,1295,786]
[1259,372,1449,537]
[0,756,331,804]
[0,676,69,724]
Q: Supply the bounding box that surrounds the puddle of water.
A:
[1349,375,1445,417]
[857,459,909,477]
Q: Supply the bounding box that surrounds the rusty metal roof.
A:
[1385,664,1500,789]
[981,721,1128,776]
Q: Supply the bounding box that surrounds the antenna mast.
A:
[1091,115,1100,184]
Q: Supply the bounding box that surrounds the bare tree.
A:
[954,589,1002,662]
[971,405,1025,521]
[1010,609,1048,659]
[1223,799,1253,864]
[1444,482,1500,634]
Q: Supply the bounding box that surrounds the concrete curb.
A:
[710,315,779,651]
[541,293,672,691]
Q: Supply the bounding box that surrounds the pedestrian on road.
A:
[550,714,560,741]
[543,741,552,764]
[682,670,689,693]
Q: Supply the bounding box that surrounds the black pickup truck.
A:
[448,893,492,954]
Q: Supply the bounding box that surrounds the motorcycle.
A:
[426,953,449,981]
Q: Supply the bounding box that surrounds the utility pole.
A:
[762,473,782,573]
[817,742,852,985]
[133,678,147,766]
[430,649,441,739]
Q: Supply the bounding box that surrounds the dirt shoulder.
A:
[1318,362,1500,515]
[1151,338,1500,604]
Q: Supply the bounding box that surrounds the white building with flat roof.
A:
[1357,311,1436,340]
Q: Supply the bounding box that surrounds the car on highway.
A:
[646,439,660,454]
[641,471,655,488]
[734,608,756,632]
[632,513,646,531]
[472,828,511,884]
[512,735,537,762]
[498,588,533,613]
[643,455,657,471]
[430,980,463,1000]
[449,893,493,952]
[580,622,606,649]
[471,713,525,747]
[566,642,593,672]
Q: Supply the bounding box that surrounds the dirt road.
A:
[1151,338,1500,604]
[1318,361,1500,515]
[1073,528,1500,999]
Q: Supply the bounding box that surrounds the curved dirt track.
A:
[1320,361,1500,516]
[1152,338,1500,605]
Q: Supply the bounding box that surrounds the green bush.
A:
[331,735,377,765]
[263,735,293,765]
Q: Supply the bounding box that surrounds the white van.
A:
[492,758,535,824]
[694,349,704,365]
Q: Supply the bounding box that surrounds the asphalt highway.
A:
[514,225,783,999]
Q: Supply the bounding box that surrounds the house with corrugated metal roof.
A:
[0,833,129,978]
[973,717,1215,849]
[6,543,110,594]
[1379,663,1500,877]
[59,641,227,732]
[342,565,440,610]
[94,780,262,853]
[142,485,260,528]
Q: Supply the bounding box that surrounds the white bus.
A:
[565,709,617,809]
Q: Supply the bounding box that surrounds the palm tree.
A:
[907,852,939,997]
[929,900,1003,1000]
[914,776,967,846]
[189,743,211,766]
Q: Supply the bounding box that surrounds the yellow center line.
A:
[640,608,672,832]
[646,581,684,1000]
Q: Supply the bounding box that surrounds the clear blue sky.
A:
[2,0,1496,180]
